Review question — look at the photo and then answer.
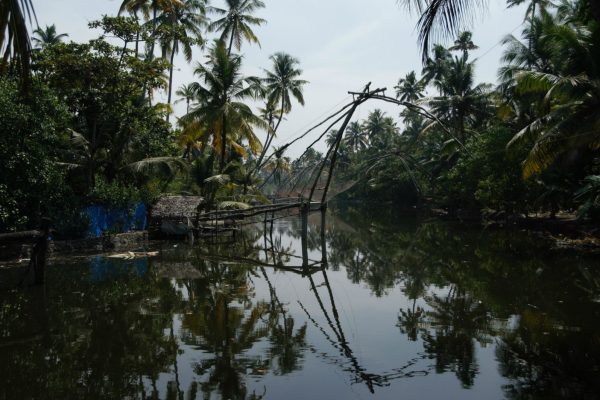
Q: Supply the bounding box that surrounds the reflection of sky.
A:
[88,255,148,283]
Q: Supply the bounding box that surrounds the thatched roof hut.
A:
[150,195,204,219]
[149,195,204,236]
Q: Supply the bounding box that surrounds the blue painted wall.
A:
[83,203,147,238]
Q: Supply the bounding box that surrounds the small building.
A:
[149,195,204,237]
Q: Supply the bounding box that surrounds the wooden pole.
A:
[301,204,309,271]
[320,208,328,266]
[31,218,50,286]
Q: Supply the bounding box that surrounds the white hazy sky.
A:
[33,0,526,157]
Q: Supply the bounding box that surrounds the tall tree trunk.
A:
[227,30,235,56]
[149,6,158,60]
[220,114,227,172]
[141,6,159,102]
[166,41,177,123]
[134,11,140,58]
[118,40,129,67]
[251,97,286,180]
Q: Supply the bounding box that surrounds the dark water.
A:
[2,207,600,400]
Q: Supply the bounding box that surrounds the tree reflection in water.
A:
[2,206,600,399]
[326,205,600,399]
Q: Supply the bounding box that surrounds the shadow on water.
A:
[1,206,600,399]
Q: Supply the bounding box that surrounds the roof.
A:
[150,195,204,219]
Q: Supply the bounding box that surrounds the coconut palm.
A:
[260,149,291,189]
[448,31,478,59]
[325,130,339,148]
[32,25,68,50]
[263,53,307,127]
[120,0,183,59]
[497,12,556,127]
[507,18,600,178]
[507,0,554,21]
[421,44,451,91]
[507,0,554,66]
[401,0,488,61]
[119,0,151,56]
[187,40,266,171]
[402,0,600,60]
[156,0,207,121]
[175,82,198,113]
[0,0,36,82]
[208,0,266,55]
[363,109,399,150]
[252,52,307,176]
[395,71,425,103]
[343,122,369,153]
[425,56,492,141]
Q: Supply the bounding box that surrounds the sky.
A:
[33,0,527,157]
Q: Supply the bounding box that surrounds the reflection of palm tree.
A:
[397,299,426,342]
[176,238,308,399]
[268,317,307,375]
[346,249,368,284]
[420,289,492,388]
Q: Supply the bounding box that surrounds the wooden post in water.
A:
[29,218,51,286]
[320,208,328,266]
[301,203,309,272]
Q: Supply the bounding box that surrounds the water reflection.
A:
[1,207,600,399]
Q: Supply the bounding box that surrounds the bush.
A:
[440,126,539,214]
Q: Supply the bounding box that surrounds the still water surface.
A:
[2,207,600,399]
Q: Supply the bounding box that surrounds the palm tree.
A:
[120,0,184,103]
[156,0,207,122]
[253,52,307,176]
[448,31,478,59]
[119,0,150,57]
[175,82,197,113]
[395,71,425,103]
[208,0,266,55]
[0,0,36,83]
[400,0,489,61]
[507,0,554,65]
[32,25,68,50]
[421,44,451,91]
[425,56,491,141]
[260,149,291,189]
[363,109,398,150]
[403,0,600,60]
[120,0,183,59]
[187,40,266,171]
[343,121,369,153]
[325,130,338,148]
[507,0,553,21]
[507,16,600,179]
